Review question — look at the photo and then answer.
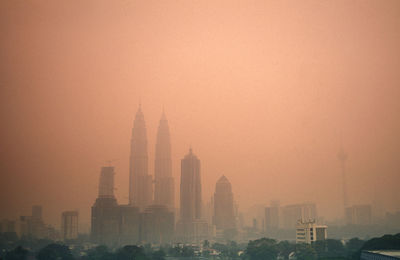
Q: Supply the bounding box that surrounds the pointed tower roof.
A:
[160,108,167,121]
[184,147,198,160]
[135,104,145,120]
[217,175,230,184]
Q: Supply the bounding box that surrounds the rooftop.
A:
[366,251,400,259]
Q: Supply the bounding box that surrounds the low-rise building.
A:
[296,220,327,244]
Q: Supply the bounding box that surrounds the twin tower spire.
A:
[129,106,174,210]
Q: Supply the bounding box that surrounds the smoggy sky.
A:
[1,0,400,230]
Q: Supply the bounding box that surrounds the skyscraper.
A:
[180,148,202,221]
[129,106,153,210]
[91,167,120,245]
[177,148,208,242]
[98,166,115,198]
[154,111,174,209]
[91,166,141,246]
[213,175,236,231]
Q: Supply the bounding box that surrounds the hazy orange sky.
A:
[1,0,399,230]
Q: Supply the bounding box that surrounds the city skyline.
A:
[1,0,399,231]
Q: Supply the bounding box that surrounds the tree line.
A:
[1,233,399,260]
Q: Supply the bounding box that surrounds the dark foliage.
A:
[115,245,148,260]
[4,246,28,260]
[296,243,317,260]
[37,244,74,260]
[245,238,279,260]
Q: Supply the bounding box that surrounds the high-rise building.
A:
[213,175,236,232]
[296,220,327,244]
[61,211,78,241]
[282,203,317,229]
[176,148,208,242]
[154,111,174,209]
[91,166,141,246]
[91,167,120,245]
[119,205,140,245]
[180,148,202,221]
[345,204,372,225]
[140,205,175,244]
[98,166,115,198]
[129,106,153,210]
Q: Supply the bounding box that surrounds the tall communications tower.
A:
[338,148,348,215]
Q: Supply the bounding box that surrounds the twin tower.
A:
[129,106,174,210]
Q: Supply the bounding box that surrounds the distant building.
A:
[296,220,327,244]
[140,205,174,244]
[32,205,43,220]
[0,219,17,234]
[386,211,400,227]
[129,106,153,210]
[346,205,372,225]
[265,204,280,233]
[361,251,400,260]
[91,166,141,246]
[119,205,140,245]
[282,203,317,229]
[19,206,46,238]
[154,112,175,210]
[176,148,208,242]
[61,211,78,240]
[213,175,236,233]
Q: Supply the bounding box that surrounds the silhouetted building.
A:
[282,203,317,229]
[91,166,141,246]
[32,205,42,220]
[140,205,174,244]
[265,206,280,232]
[180,148,202,221]
[296,220,327,244]
[213,175,236,232]
[91,167,120,246]
[119,205,140,245]
[98,166,115,198]
[345,205,372,225]
[19,206,46,238]
[0,219,17,234]
[129,106,153,210]
[176,148,208,242]
[154,111,174,209]
[61,211,78,241]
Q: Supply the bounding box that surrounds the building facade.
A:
[346,205,372,225]
[140,205,175,244]
[154,112,175,209]
[213,175,236,232]
[296,220,327,244]
[177,148,207,242]
[129,106,153,210]
[61,211,78,241]
[282,203,317,229]
[91,166,141,246]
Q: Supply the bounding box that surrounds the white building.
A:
[296,220,327,244]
